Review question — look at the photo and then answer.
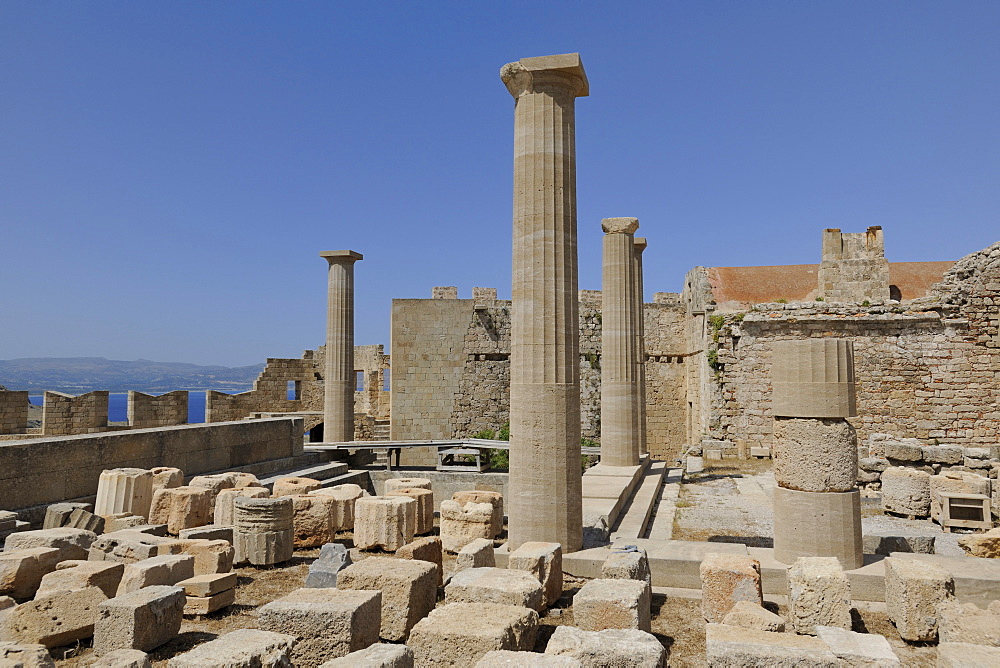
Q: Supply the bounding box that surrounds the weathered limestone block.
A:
[544,626,665,667]
[148,486,213,535]
[178,525,233,542]
[91,648,152,668]
[773,417,857,492]
[233,497,293,567]
[456,538,495,572]
[573,578,651,632]
[183,588,235,616]
[884,439,924,462]
[814,626,900,667]
[175,539,234,575]
[116,554,195,595]
[0,641,55,667]
[930,472,991,522]
[229,472,261,488]
[188,473,237,499]
[937,642,1000,667]
[65,508,104,533]
[6,528,96,562]
[440,500,493,554]
[258,587,381,667]
[445,567,544,612]
[311,484,367,530]
[94,585,185,654]
[167,628,296,668]
[354,496,416,552]
[508,541,562,607]
[338,556,437,642]
[88,531,181,564]
[884,556,954,641]
[958,527,1000,558]
[0,586,105,648]
[705,623,838,667]
[771,339,856,419]
[386,488,434,535]
[149,467,184,495]
[305,543,352,589]
[773,487,864,569]
[103,514,148,533]
[177,572,236,597]
[922,445,963,465]
[476,651,580,666]
[602,548,651,585]
[384,478,432,494]
[862,534,936,556]
[38,561,124,598]
[273,477,321,497]
[0,548,61,600]
[452,491,504,538]
[787,557,852,635]
[722,600,786,632]
[95,468,154,520]
[859,457,890,473]
[42,502,91,529]
[320,643,414,667]
[882,468,931,517]
[936,599,1000,646]
[408,603,538,667]
[700,553,763,623]
[397,536,443,587]
[214,487,270,527]
[290,495,337,548]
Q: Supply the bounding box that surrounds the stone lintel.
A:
[601,217,639,235]
[320,250,363,263]
[634,237,647,253]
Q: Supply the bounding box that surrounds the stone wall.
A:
[127,390,188,428]
[0,417,304,513]
[42,390,109,435]
[818,226,891,302]
[0,390,28,434]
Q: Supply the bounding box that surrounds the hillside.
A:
[0,357,265,394]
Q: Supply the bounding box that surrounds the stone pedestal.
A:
[321,250,362,443]
[95,469,154,520]
[773,487,864,569]
[502,53,588,552]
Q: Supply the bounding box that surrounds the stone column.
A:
[501,53,589,552]
[600,217,641,467]
[634,237,648,457]
[771,339,864,569]
[320,250,363,443]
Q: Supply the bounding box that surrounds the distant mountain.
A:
[0,357,266,394]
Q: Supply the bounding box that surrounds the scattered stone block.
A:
[88,531,181,564]
[937,642,1000,667]
[884,556,954,641]
[408,603,538,667]
[602,548,651,585]
[95,468,154,520]
[0,585,105,648]
[544,626,665,667]
[338,556,436,641]
[258,587,381,666]
[699,552,763,623]
[384,477,432,494]
[445,567,544,612]
[573,578,651,632]
[440,500,493,553]
[116,555,195,595]
[476,650,580,666]
[91,648,152,668]
[705,623,838,667]
[922,445,964,465]
[93,585,185,655]
[6,528,96,562]
[310,483,367,531]
[862,534,936,556]
[103,514,148,533]
[65,508,104,533]
[787,557,852,635]
[176,572,237,597]
[884,440,924,462]
[936,598,1000,646]
[167,628,296,668]
[452,491,504,538]
[183,588,235,616]
[397,536,443,586]
[881,468,931,517]
[125,524,169,536]
[177,525,233,543]
[229,472,261,488]
[233,497,293,567]
[386,488,435,535]
[456,538,495,572]
[290,494,337,548]
[508,541,562,608]
[213,487,270,527]
[305,543,352,589]
[0,547,61,600]
[721,600,786,632]
[273,476,321,497]
[42,502,91,529]
[38,561,124,598]
[148,486,213,535]
[354,496,416,552]
[0,641,55,667]
[188,473,237,499]
[150,466,184,495]
[958,527,1000,558]
[320,643,414,667]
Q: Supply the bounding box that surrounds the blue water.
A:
[29,391,207,423]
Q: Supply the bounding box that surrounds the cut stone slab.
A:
[116,555,195,595]
[337,556,437,642]
[176,572,237,598]
[573,578,651,632]
[456,538,495,572]
[257,587,381,667]
[305,543,352,589]
[148,487,213,535]
[881,468,931,517]
[88,531,181,564]
[184,588,236,616]
[0,585,105,648]
[38,561,124,599]
[936,598,1000,646]
[290,495,338,548]
[102,514,149,533]
[65,508,104,533]
[397,536,443,587]
[0,641,56,667]
[787,557,852,635]
[700,552,763,623]
[507,542,562,608]
[0,547,61,600]
[884,556,954,642]
[167,628,296,668]
[862,534,935,556]
[177,526,234,543]
[884,440,923,462]
[91,648,152,667]
[319,643,415,667]
[188,473,237,498]
[384,478,432,494]
[602,548,651,585]
[42,503,90,529]
[150,466,184,494]
[175,538,234,575]
[814,626,899,667]
[544,626,665,667]
[445,567,544,612]
[721,601,786,632]
[707,623,839,667]
[476,650,581,666]
[94,585,185,654]
[354,496,417,552]
[273,476,322,497]
[408,602,538,667]
[937,642,1000,668]
[5,528,96,562]
[440,500,494,553]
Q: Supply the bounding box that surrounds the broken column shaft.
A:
[634,237,648,457]
[320,250,363,443]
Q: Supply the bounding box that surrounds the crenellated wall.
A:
[127,390,188,428]
[0,391,29,434]
[42,390,109,435]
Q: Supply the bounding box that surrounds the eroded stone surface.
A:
[884,556,954,642]
[706,623,838,667]
[445,567,544,612]
[337,556,436,642]
[700,553,762,623]
[408,602,538,667]
[167,628,296,668]
[721,600,786,633]
[573,578,651,632]
[544,626,665,667]
[787,557,852,635]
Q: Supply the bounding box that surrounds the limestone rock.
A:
[0,548,61,600]
[396,536,443,586]
[884,556,954,642]
[408,603,538,667]
[936,642,1000,667]
[721,601,786,632]
[0,586,105,648]
[814,626,899,667]
[93,585,185,654]
[452,491,504,538]
[862,534,936,556]
[384,477,432,494]
[386,488,435,535]
[544,626,665,667]
[884,439,924,462]
[272,477,321,497]
[602,548,651,585]
[0,641,55,667]
[705,623,838,667]
[305,543,352,589]
[773,417,858,493]
[319,643,414,668]
[175,539,234,575]
[881,468,931,517]
[149,467,184,495]
[354,496,416,552]
[573,578,651,632]
[937,598,1000,646]
[700,553,763,623]
[290,495,337,548]
[476,651,580,666]
[787,557,852,635]
[957,527,1000,558]
[440,500,494,553]
[148,487,214,535]
[38,561,123,599]
[445,567,544,612]
[116,555,195,595]
[337,556,437,642]
[508,541,562,608]
[310,484,367,531]
[5,528,96,562]
[214,487,270,528]
[456,538,495,573]
[91,648,152,668]
[167,628,296,667]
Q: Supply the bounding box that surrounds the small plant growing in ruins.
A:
[706,349,720,370]
[862,300,871,307]
[498,421,510,441]
[584,352,601,370]
[815,296,824,301]
[733,313,745,322]
[472,428,496,440]
[776,298,788,304]
[708,314,726,331]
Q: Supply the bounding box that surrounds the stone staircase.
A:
[372,420,391,441]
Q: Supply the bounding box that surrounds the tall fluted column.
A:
[501,53,588,552]
[320,250,362,443]
[634,237,648,457]
[600,218,641,467]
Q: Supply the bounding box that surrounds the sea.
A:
[28,391,207,424]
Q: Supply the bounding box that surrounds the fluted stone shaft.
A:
[634,237,648,457]
[600,217,641,467]
[501,53,589,552]
[95,468,153,519]
[320,250,363,443]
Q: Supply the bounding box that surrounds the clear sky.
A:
[2,2,998,367]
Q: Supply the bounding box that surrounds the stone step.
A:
[645,468,683,540]
[610,460,667,541]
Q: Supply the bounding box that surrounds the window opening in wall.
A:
[356,371,365,391]
[287,381,301,401]
[383,370,391,391]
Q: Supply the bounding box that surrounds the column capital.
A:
[501,53,589,99]
[320,250,363,264]
[634,237,648,253]
[601,217,639,235]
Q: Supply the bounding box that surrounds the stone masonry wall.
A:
[42,390,109,435]
[0,390,29,434]
[127,390,188,428]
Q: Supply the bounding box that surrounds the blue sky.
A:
[2,2,998,367]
